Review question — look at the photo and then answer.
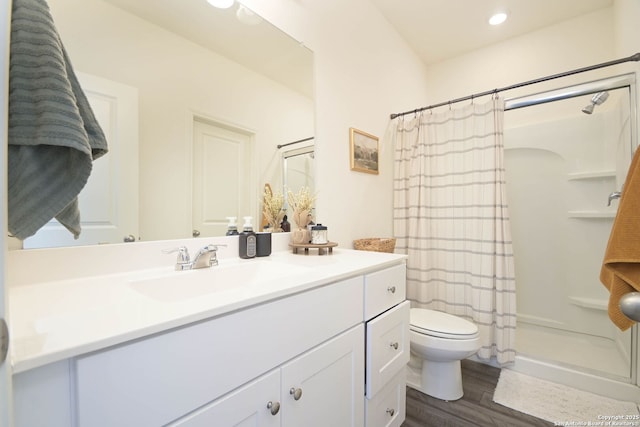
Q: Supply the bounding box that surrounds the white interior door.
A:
[192,119,254,237]
[23,73,139,248]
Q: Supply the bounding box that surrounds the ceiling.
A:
[101,0,614,96]
[102,0,314,97]
[370,0,613,65]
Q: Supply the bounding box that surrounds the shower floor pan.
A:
[516,322,630,380]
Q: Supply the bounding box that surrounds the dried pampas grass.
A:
[287,186,316,213]
[263,187,285,232]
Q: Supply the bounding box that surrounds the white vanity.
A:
[9,235,409,427]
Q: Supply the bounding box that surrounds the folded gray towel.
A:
[8,0,108,240]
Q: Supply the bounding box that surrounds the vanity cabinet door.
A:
[281,324,364,427]
[167,369,281,427]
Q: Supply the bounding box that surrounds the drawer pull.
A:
[386,408,395,417]
[290,387,303,401]
[267,401,280,415]
[390,342,399,350]
[387,286,396,294]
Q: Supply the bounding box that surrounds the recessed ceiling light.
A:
[489,12,508,26]
[207,0,234,9]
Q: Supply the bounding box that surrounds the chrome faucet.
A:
[608,191,621,206]
[163,244,225,271]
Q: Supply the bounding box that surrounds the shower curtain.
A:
[392,97,516,365]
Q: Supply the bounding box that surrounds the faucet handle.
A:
[162,246,191,270]
[195,244,227,267]
[202,244,226,251]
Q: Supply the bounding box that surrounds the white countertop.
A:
[9,242,406,374]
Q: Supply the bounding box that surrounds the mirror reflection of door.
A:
[192,119,255,237]
[23,73,139,249]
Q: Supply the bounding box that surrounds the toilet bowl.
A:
[407,308,480,401]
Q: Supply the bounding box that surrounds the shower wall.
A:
[504,94,633,381]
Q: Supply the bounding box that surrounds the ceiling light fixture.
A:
[207,0,234,9]
[488,12,508,26]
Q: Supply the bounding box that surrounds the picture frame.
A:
[349,127,379,174]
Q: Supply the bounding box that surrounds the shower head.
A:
[581,103,595,114]
[592,91,609,105]
[582,91,610,114]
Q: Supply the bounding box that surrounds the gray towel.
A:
[8,0,108,240]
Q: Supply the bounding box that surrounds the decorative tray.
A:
[289,241,338,255]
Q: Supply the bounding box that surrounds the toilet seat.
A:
[410,308,479,339]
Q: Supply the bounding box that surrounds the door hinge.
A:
[0,318,8,365]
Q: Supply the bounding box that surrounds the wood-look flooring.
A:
[402,359,554,427]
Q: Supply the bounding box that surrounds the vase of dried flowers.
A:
[287,187,316,244]
[262,186,285,232]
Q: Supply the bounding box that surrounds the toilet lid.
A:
[410,308,479,339]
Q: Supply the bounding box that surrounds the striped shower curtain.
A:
[392,97,516,365]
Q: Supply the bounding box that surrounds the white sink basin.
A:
[128,259,311,302]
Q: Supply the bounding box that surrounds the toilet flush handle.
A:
[387,286,396,294]
[390,342,399,350]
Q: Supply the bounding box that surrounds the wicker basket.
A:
[353,238,396,253]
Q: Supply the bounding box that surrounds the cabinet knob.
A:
[387,286,396,294]
[289,387,303,401]
[386,408,395,417]
[390,342,399,350]
[267,401,280,416]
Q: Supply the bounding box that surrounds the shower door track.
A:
[505,72,638,152]
[504,72,637,111]
[390,52,640,119]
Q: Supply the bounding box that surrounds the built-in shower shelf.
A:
[568,296,608,311]
[568,210,616,219]
[567,170,616,181]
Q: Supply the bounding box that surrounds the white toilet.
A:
[407,308,481,401]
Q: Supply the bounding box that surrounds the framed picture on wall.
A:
[349,127,379,174]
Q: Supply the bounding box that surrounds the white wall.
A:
[48,0,314,241]
[241,0,430,247]
[424,8,617,105]
[240,0,640,247]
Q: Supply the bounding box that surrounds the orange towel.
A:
[601,147,640,330]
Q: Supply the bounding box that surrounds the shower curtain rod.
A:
[277,136,314,149]
[389,52,640,120]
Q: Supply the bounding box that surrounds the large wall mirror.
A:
[17,0,315,249]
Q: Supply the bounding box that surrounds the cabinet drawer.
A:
[364,264,406,320]
[366,300,410,398]
[74,276,363,427]
[365,369,406,427]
